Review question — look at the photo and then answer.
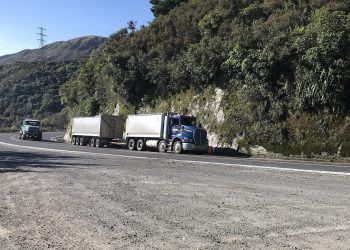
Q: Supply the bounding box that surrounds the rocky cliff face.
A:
[143,87,234,148]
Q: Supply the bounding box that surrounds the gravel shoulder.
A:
[0,144,350,249]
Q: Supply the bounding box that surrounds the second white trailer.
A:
[71,115,125,147]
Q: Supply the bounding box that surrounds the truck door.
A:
[170,118,180,138]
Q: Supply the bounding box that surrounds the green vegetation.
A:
[0,36,105,131]
[2,0,350,158]
[150,0,188,17]
[59,0,350,157]
[0,61,79,130]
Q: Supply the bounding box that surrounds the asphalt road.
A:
[0,132,350,249]
[1,132,350,175]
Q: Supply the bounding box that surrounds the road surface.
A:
[0,132,349,249]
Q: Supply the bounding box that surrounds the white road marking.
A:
[1,141,350,176]
[197,153,350,168]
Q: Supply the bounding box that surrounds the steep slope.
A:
[0,36,108,130]
[60,0,350,158]
[0,36,107,65]
[0,61,80,130]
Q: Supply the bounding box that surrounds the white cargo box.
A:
[72,115,125,139]
[125,113,166,139]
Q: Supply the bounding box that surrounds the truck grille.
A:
[194,129,207,145]
[29,127,39,134]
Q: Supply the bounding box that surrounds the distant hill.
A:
[0,36,107,65]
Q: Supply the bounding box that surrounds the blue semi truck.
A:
[125,113,208,154]
[70,113,209,154]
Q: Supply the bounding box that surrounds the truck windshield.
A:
[25,121,40,126]
[180,116,196,126]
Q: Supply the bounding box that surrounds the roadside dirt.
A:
[0,144,349,249]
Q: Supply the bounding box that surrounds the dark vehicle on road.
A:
[19,118,42,141]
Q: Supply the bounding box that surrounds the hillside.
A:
[60,0,350,158]
[0,61,80,131]
[0,36,107,65]
[0,36,107,130]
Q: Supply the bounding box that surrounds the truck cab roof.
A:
[24,119,40,122]
[23,119,41,126]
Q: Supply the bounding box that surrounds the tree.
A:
[150,0,187,17]
[293,8,350,113]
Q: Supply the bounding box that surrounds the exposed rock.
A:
[250,145,268,156]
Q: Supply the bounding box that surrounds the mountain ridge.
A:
[0,36,107,65]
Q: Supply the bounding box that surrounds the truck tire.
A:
[95,138,102,148]
[79,137,84,146]
[90,138,96,147]
[158,140,167,153]
[128,139,136,150]
[136,139,145,151]
[173,140,183,154]
[72,137,76,145]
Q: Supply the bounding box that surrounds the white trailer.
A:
[125,113,168,139]
[71,115,125,147]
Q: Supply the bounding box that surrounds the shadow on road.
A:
[212,147,251,158]
[0,151,93,173]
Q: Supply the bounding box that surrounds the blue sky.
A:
[0,0,154,56]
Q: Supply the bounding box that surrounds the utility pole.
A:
[36,27,47,60]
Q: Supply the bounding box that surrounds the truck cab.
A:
[169,114,208,153]
[19,119,42,141]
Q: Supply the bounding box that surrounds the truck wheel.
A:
[128,139,136,150]
[136,139,145,151]
[173,141,183,154]
[79,137,84,146]
[158,140,167,153]
[72,137,76,145]
[95,138,102,148]
[90,138,96,147]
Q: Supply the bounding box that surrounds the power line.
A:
[36,27,47,48]
[37,27,47,61]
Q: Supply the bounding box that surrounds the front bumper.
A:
[182,143,208,152]
[23,132,41,138]
[25,134,39,138]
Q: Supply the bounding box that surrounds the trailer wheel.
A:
[158,140,167,153]
[90,138,96,147]
[128,139,136,150]
[95,138,102,148]
[72,137,76,145]
[173,140,183,154]
[136,139,145,151]
[79,137,84,146]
